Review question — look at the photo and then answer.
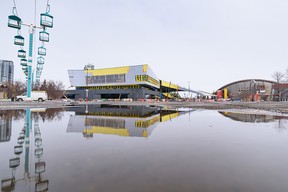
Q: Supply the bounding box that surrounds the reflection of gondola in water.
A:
[1,109,49,191]
[9,157,20,169]
[14,145,23,155]
[35,138,42,147]
[1,126,23,191]
[35,179,49,192]
[1,177,15,192]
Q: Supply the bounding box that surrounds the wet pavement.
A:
[1,106,288,192]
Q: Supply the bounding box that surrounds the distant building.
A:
[216,79,276,101]
[271,83,288,101]
[0,60,14,84]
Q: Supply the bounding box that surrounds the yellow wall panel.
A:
[161,80,179,90]
[224,88,228,99]
[142,64,148,72]
[83,126,130,136]
[89,66,130,76]
[161,113,179,122]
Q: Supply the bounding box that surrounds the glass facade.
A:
[135,75,160,86]
[86,118,125,129]
[88,74,125,84]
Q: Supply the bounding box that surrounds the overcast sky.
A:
[1,0,288,92]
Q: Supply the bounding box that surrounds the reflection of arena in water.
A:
[219,111,288,123]
[66,105,187,138]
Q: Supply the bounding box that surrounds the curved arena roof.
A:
[217,79,276,91]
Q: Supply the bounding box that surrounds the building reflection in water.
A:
[1,108,49,192]
[219,111,288,129]
[67,105,189,138]
[0,111,13,143]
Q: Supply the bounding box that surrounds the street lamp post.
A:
[86,68,89,102]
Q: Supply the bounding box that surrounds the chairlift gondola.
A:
[37,57,45,65]
[20,59,27,66]
[38,46,46,56]
[37,65,43,70]
[18,49,26,58]
[39,31,49,42]
[17,136,25,145]
[8,15,22,29]
[20,131,25,137]
[40,12,53,28]
[14,35,24,46]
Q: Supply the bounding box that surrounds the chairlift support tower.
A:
[7,3,54,99]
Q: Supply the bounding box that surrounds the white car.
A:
[16,91,48,102]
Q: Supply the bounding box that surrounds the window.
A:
[88,74,125,84]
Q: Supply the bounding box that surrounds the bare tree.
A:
[272,71,285,101]
[5,79,65,100]
[272,71,285,83]
[33,81,41,90]
[40,79,47,91]
[285,68,288,82]
[5,81,26,99]
[46,80,65,99]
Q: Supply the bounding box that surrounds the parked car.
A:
[16,91,48,102]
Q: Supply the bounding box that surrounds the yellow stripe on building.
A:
[88,66,130,76]
[142,130,148,137]
[142,64,148,72]
[223,88,228,99]
[83,126,130,136]
[161,112,179,122]
[135,115,160,128]
[162,93,173,99]
[161,80,179,90]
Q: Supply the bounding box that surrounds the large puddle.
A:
[1,105,288,192]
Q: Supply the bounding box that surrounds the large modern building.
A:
[0,60,14,85]
[68,64,183,100]
[216,79,276,101]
